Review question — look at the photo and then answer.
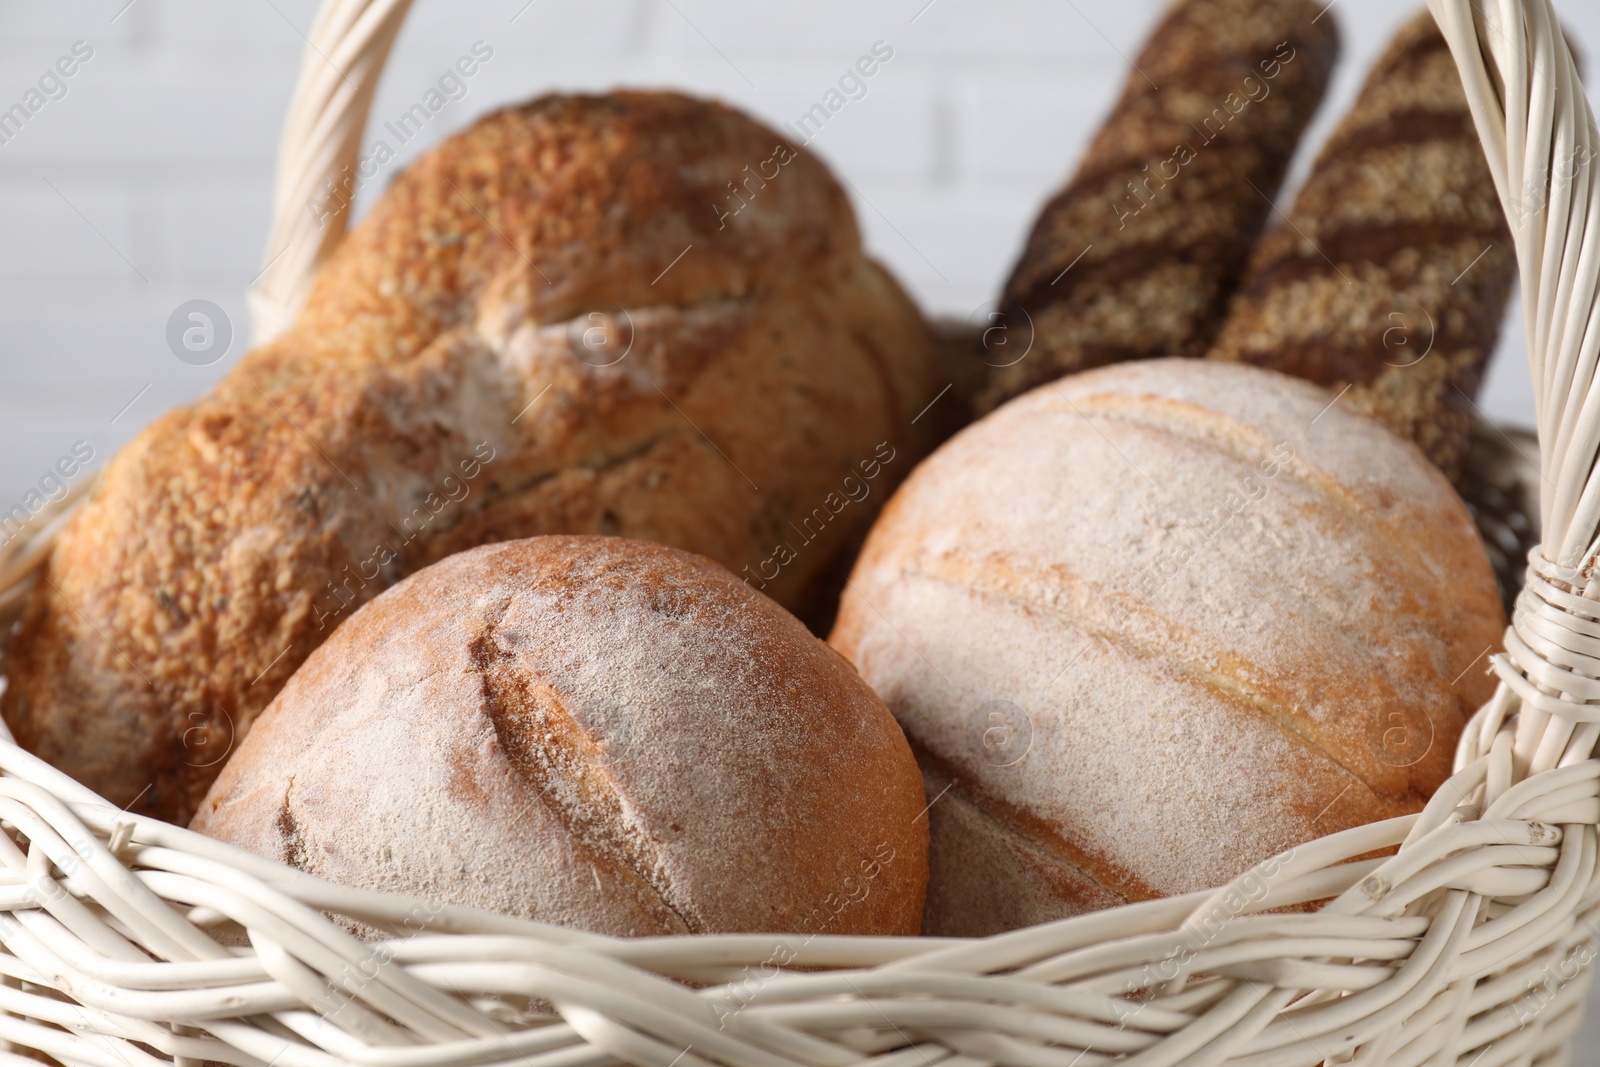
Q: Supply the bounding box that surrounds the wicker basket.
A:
[0,1,1594,1064]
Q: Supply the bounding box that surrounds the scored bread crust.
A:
[976,0,1339,414]
[831,359,1505,936]
[1209,12,1517,481]
[2,91,941,823]
[192,537,929,938]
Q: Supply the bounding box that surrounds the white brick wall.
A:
[2,4,1600,1051]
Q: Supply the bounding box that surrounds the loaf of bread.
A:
[975,0,1339,414]
[1208,12,1516,481]
[831,359,1504,936]
[2,91,943,824]
[193,536,928,937]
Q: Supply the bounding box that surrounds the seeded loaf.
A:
[976,0,1339,414]
[1209,11,1517,481]
[3,91,943,824]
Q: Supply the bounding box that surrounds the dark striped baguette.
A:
[1208,11,1517,481]
[975,0,1339,415]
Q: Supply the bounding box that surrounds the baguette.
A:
[976,0,1339,414]
[1208,11,1517,480]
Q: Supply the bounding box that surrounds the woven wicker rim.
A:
[0,2,1596,1066]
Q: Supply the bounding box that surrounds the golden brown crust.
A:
[975,0,1339,414]
[1208,13,1516,481]
[831,359,1505,935]
[3,92,942,823]
[192,536,929,938]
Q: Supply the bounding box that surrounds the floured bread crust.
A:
[3,92,941,822]
[193,536,928,938]
[831,359,1504,935]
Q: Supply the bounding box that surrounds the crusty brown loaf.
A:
[193,536,928,937]
[831,359,1505,936]
[2,91,943,824]
[974,0,1339,414]
[1208,12,1516,481]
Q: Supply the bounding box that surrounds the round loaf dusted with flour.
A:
[193,536,928,937]
[830,359,1504,936]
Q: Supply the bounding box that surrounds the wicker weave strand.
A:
[0,1,1596,1065]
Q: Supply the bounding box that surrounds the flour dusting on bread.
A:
[195,537,929,938]
[832,359,1504,935]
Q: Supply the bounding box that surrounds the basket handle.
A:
[247,0,414,345]
[1427,0,1600,783]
